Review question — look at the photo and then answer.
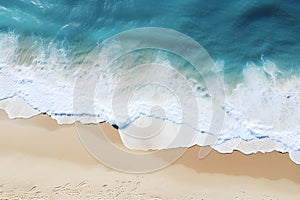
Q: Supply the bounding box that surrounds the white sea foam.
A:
[1,32,300,164]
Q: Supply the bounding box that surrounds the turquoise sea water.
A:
[1,1,300,162]
[1,0,300,74]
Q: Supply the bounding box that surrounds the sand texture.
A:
[1,110,300,199]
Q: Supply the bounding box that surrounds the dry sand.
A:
[0,109,300,199]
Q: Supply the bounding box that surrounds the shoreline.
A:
[1,109,300,199]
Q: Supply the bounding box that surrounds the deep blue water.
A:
[1,0,300,76]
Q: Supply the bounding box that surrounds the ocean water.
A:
[1,0,300,163]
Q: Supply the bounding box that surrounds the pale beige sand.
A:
[0,110,300,200]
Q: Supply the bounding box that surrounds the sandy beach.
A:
[0,109,300,199]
